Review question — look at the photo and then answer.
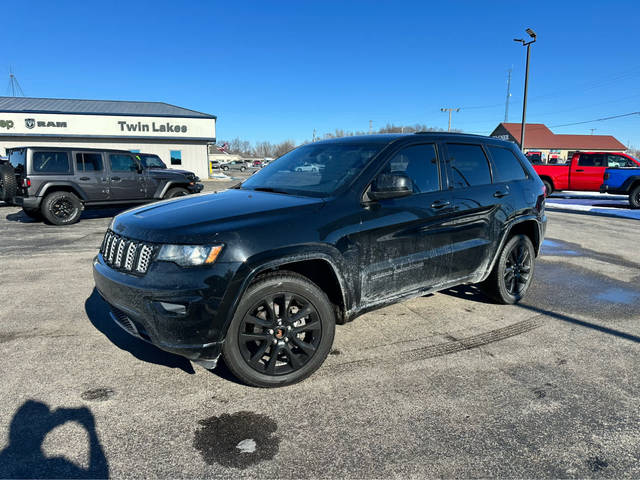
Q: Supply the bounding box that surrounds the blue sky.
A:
[4,0,640,147]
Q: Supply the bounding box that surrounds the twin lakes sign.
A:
[0,113,215,140]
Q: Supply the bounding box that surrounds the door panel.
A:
[571,153,605,191]
[108,153,146,200]
[74,152,109,201]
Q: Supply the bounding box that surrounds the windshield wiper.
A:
[251,187,291,195]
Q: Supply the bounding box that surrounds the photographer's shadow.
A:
[85,289,195,374]
[0,400,109,479]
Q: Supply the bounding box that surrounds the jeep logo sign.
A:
[0,120,14,129]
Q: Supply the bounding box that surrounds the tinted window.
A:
[578,153,605,167]
[446,143,492,188]
[109,154,138,172]
[606,154,635,168]
[488,146,527,182]
[139,154,166,169]
[75,153,103,172]
[380,144,440,194]
[170,150,182,165]
[32,152,71,173]
[8,148,26,174]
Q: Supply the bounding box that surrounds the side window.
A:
[109,154,138,172]
[379,144,440,194]
[170,150,182,165]
[606,154,634,168]
[32,152,71,174]
[446,143,492,188]
[488,146,528,182]
[75,153,103,172]
[578,154,605,167]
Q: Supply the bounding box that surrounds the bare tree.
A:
[273,140,296,157]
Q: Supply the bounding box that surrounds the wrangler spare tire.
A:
[0,163,17,202]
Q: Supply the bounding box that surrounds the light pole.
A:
[514,28,536,152]
[441,107,460,132]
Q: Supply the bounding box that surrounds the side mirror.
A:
[368,173,412,201]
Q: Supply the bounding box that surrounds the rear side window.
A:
[32,151,71,174]
[488,146,528,182]
[381,144,440,194]
[109,154,138,172]
[606,154,635,168]
[76,153,104,172]
[578,153,605,167]
[8,149,26,174]
[446,143,492,188]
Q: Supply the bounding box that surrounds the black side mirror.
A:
[368,172,412,201]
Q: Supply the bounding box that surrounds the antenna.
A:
[504,68,512,122]
[7,67,25,96]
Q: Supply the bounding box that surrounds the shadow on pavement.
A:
[85,289,195,374]
[6,206,130,223]
[0,400,109,479]
[442,284,640,344]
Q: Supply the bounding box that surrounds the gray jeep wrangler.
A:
[0,147,203,225]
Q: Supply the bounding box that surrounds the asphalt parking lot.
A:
[1,182,639,478]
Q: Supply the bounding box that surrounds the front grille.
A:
[100,230,157,274]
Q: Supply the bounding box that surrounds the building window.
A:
[129,149,140,153]
[170,150,182,165]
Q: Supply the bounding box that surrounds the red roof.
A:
[493,123,627,150]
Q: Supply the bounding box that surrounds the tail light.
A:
[22,178,31,188]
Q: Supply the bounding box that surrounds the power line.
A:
[550,111,640,128]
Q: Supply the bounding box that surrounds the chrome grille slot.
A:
[99,230,155,275]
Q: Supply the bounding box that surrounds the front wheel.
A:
[629,185,640,209]
[480,234,535,304]
[41,191,82,225]
[542,179,553,196]
[222,272,335,387]
[163,187,189,199]
[240,167,246,172]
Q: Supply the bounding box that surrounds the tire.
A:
[163,187,189,199]
[629,185,640,209]
[542,179,553,196]
[0,163,17,202]
[222,166,229,171]
[41,191,82,225]
[222,272,336,387]
[480,234,535,305]
[22,207,43,220]
[240,167,246,172]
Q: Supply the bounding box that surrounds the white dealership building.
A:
[0,96,216,178]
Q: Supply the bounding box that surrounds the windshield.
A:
[138,154,166,169]
[241,142,384,196]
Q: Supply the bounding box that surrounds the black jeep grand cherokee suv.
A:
[93,133,546,387]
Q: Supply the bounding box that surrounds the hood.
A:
[111,189,324,243]
[147,167,195,176]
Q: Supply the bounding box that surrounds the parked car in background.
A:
[210,161,221,170]
[601,164,640,208]
[252,160,263,168]
[525,151,543,164]
[533,151,640,195]
[4,147,203,225]
[221,160,247,172]
[294,162,323,172]
[93,132,546,387]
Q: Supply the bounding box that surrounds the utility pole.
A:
[589,128,596,135]
[7,67,25,97]
[514,28,537,151]
[368,120,373,134]
[504,68,512,122]
[440,107,460,132]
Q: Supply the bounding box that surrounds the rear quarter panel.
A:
[533,164,569,190]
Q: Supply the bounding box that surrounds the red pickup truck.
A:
[533,152,640,195]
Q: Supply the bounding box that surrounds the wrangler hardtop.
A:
[3,146,203,225]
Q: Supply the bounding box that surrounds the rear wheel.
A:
[222,272,335,387]
[542,179,553,196]
[41,191,82,225]
[240,166,246,172]
[480,234,535,304]
[0,163,17,202]
[629,185,640,209]
[163,187,189,199]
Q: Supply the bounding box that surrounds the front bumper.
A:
[189,183,204,194]
[92,254,242,362]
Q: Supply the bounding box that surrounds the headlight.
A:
[157,244,223,267]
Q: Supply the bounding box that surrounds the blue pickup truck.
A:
[600,167,640,208]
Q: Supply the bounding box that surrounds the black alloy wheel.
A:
[239,293,321,376]
[222,272,335,387]
[629,185,640,209]
[51,197,74,219]
[480,234,535,304]
[41,191,82,225]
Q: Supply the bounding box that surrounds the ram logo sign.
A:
[24,118,67,129]
[25,118,35,129]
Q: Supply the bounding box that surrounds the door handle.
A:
[493,190,510,198]
[431,200,451,209]
[575,169,584,172]
[111,176,121,181]
[79,177,90,181]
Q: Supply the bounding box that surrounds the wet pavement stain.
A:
[194,411,279,469]
[81,387,115,401]
[587,456,609,472]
